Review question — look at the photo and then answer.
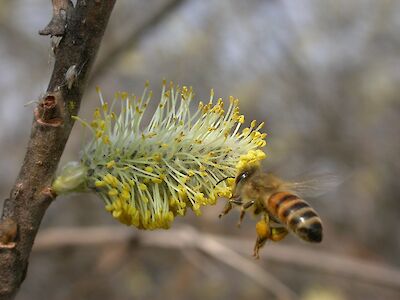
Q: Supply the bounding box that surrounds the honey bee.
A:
[219,166,333,258]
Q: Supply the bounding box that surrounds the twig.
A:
[196,231,298,300]
[35,226,296,300]
[220,236,400,291]
[39,0,74,37]
[181,249,224,278]
[33,226,400,291]
[90,0,186,84]
[0,1,116,299]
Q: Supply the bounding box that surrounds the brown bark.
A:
[0,1,116,299]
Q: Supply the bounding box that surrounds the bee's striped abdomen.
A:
[266,191,323,242]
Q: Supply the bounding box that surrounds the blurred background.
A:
[1,0,400,299]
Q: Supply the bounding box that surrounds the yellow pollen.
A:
[106,160,115,169]
[144,166,154,173]
[95,130,103,139]
[108,188,118,197]
[95,180,106,188]
[139,183,147,191]
[121,190,130,200]
[102,135,110,144]
[120,92,128,100]
[93,108,101,119]
[151,178,163,184]
[153,153,161,161]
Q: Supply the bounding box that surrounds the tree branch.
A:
[0,1,116,299]
[34,226,400,292]
[35,226,297,300]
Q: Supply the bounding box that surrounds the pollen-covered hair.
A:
[53,81,267,229]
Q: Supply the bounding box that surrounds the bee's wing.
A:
[281,173,342,198]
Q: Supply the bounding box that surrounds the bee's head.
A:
[232,166,259,199]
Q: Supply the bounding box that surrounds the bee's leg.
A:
[219,198,242,218]
[218,201,232,218]
[253,214,270,259]
[269,226,288,242]
[230,198,243,205]
[237,200,255,227]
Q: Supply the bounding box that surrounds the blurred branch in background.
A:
[90,0,186,85]
[34,226,400,293]
[35,226,297,300]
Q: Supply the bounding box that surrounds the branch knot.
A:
[39,0,74,37]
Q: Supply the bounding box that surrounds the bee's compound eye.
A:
[236,171,248,184]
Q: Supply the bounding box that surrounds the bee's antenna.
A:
[216,176,235,186]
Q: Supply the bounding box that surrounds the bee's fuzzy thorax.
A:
[53,81,267,230]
